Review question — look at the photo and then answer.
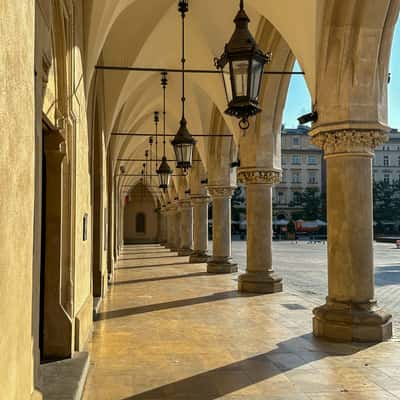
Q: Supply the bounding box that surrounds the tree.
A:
[373,180,400,226]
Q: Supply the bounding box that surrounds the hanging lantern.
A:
[172,1,196,170]
[157,72,173,192]
[157,156,172,191]
[171,118,196,170]
[215,0,271,129]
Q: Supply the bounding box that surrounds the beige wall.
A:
[0,1,36,399]
[124,185,158,244]
[72,0,93,345]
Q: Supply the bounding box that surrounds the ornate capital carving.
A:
[237,169,281,185]
[190,195,210,206]
[207,186,236,199]
[310,130,388,156]
[178,199,192,210]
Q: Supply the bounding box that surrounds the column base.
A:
[207,258,238,274]
[313,299,392,342]
[189,252,210,263]
[238,272,283,294]
[178,248,193,256]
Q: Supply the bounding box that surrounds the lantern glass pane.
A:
[174,143,193,167]
[222,68,233,103]
[250,59,263,101]
[232,60,248,97]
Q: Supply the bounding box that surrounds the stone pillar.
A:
[190,195,210,263]
[311,129,392,342]
[178,199,194,256]
[237,169,283,293]
[166,205,176,250]
[207,186,238,274]
[159,207,168,245]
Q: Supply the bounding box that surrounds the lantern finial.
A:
[240,0,244,10]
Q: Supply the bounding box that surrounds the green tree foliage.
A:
[373,180,400,224]
[288,188,326,221]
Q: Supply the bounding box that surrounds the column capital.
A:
[178,198,192,210]
[207,186,236,199]
[310,129,388,157]
[190,194,210,206]
[237,168,280,185]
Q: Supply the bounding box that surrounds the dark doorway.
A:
[136,212,146,234]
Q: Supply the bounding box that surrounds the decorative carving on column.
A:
[238,168,281,185]
[206,186,238,274]
[236,168,283,294]
[311,129,388,156]
[207,186,235,199]
[310,127,392,342]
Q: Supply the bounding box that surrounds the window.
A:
[281,171,287,183]
[293,192,302,205]
[136,212,146,233]
[278,192,285,204]
[308,155,317,165]
[384,156,389,166]
[308,171,317,184]
[398,156,400,167]
[292,155,301,165]
[282,156,286,165]
[384,174,390,184]
[292,137,300,145]
[292,172,301,184]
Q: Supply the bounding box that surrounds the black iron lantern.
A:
[172,0,196,170]
[157,72,173,192]
[157,156,173,191]
[171,118,195,170]
[215,0,271,129]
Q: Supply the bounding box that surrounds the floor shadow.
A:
[112,272,209,286]
[119,334,372,400]
[375,265,400,287]
[116,262,193,270]
[95,290,260,321]
[119,254,181,261]
[121,250,172,255]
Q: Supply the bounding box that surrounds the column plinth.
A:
[190,195,210,263]
[310,129,392,342]
[237,169,283,293]
[207,186,238,274]
[178,199,193,256]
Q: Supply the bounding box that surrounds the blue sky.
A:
[283,21,400,129]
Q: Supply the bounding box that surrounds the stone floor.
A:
[82,244,400,400]
[231,241,400,337]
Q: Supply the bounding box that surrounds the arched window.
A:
[136,212,146,233]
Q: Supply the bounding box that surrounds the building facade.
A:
[274,126,400,219]
[373,128,400,184]
[273,125,324,218]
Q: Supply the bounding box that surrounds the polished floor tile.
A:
[82,245,400,400]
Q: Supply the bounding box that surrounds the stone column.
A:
[166,205,176,250]
[190,195,210,263]
[178,199,194,256]
[159,207,168,245]
[207,186,238,274]
[237,169,283,293]
[311,129,392,342]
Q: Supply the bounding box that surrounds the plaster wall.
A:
[0,1,36,398]
[72,2,93,343]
